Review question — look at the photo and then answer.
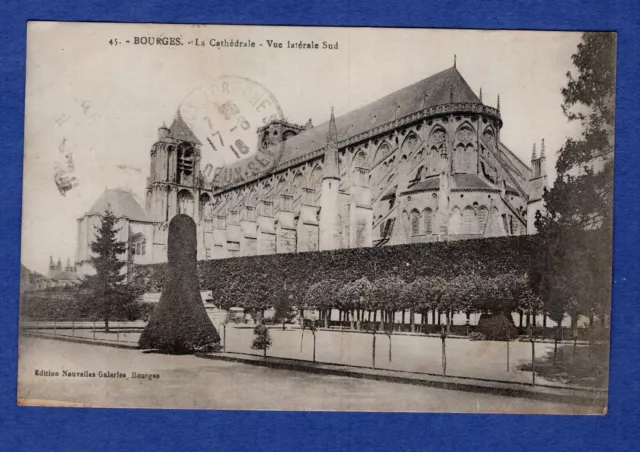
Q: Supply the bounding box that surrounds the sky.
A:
[22,22,584,274]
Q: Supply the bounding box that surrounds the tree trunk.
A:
[388,335,392,362]
[350,310,355,330]
[410,308,415,333]
[312,332,316,363]
[441,335,447,377]
[372,332,376,369]
[519,310,524,328]
[432,309,436,325]
[401,309,406,326]
[104,317,110,333]
[553,326,560,366]
[571,310,578,361]
[531,336,536,386]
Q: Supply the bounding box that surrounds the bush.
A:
[468,332,487,341]
[251,323,272,350]
[139,215,220,353]
[133,236,537,296]
[475,312,519,341]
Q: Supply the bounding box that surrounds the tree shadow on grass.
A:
[518,342,609,388]
[140,343,222,356]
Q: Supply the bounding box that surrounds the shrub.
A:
[468,332,487,341]
[475,312,519,341]
[251,323,272,350]
[139,215,220,353]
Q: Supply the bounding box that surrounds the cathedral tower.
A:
[146,112,203,223]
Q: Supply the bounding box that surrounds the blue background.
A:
[1,1,638,451]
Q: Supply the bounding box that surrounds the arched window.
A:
[462,207,476,234]
[352,150,368,170]
[130,233,146,256]
[449,207,462,235]
[477,206,489,235]
[292,172,304,203]
[410,210,421,236]
[423,208,433,234]
[177,189,194,217]
[428,127,447,156]
[199,193,211,221]
[176,142,195,185]
[373,142,393,167]
[310,165,322,191]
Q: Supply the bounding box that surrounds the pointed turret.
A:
[49,256,54,269]
[497,94,501,112]
[453,54,457,69]
[56,258,62,270]
[479,87,483,103]
[158,122,170,139]
[319,107,341,251]
[540,138,546,159]
[531,143,537,161]
[323,108,340,180]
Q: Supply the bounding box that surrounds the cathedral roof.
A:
[170,111,202,145]
[85,188,150,222]
[450,174,497,191]
[275,66,481,167]
[406,176,440,193]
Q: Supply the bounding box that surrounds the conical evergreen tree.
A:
[139,215,220,353]
[83,207,129,332]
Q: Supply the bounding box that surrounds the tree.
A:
[409,276,447,331]
[303,279,340,328]
[536,33,615,334]
[138,215,220,353]
[337,278,373,330]
[371,276,405,361]
[440,274,483,333]
[273,280,299,330]
[371,276,404,330]
[251,322,272,357]
[83,208,135,332]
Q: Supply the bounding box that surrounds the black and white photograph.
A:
[17,22,615,414]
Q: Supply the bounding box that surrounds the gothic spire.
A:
[531,142,537,160]
[479,87,483,103]
[49,256,54,268]
[497,94,501,111]
[540,138,545,158]
[323,107,340,180]
[453,54,457,68]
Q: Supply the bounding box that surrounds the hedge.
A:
[132,235,537,298]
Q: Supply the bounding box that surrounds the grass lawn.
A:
[518,342,609,388]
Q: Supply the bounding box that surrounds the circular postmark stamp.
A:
[178,75,285,189]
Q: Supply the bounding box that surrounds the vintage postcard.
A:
[18,21,614,413]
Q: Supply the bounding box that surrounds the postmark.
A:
[178,75,285,189]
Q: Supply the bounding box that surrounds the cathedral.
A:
[75,65,547,274]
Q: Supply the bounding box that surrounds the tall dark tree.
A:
[534,32,615,333]
[82,208,134,332]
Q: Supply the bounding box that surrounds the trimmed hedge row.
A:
[132,235,536,297]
